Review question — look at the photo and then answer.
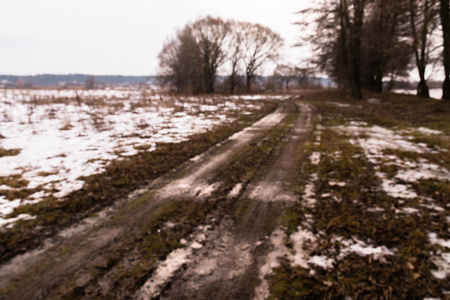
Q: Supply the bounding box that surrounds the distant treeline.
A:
[0,74,155,87]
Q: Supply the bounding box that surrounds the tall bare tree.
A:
[296,0,368,98]
[158,27,202,94]
[158,18,283,95]
[240,23,283,93]
[191,17,230,93]
[338,0,368,99]
[85,75,95,90]
[361,0,412,92]
[408,0,440,98]
[227,21,244,94]
[273,64,295,90]
[440,0,450,99]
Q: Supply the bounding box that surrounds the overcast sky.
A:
[0,1,312,76]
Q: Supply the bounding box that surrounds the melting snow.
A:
[379,176,418,199]
[303,174,318,207]
[135,225,209,299]
[327,102,351,108]
[329,181,346,187]
[0,89,263,226]
[228,183,243,198]
[429,233,450,249]
[307,255,335,269]
[431,254,450,279]
[0,214,35,228]
[416,127,443,135]
[335,237,395,261]
[291,227,318,268]
[367,207,385,213]
[336,123,450,202]
[254,228,291,300]
[136,247,193,299]
[310,152,321,165]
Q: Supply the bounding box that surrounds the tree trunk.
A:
[418,79,430,97]
[230,74,236,94]
[374,69,383,92]
[246,76,252,93]
[441,0,450,100]
[417,64,430,98]
[340,0,363,99]
[229,61,238,94]
[203,66,215,94]
[444,77,450,99]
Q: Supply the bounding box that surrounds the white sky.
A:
[0,0,312,76]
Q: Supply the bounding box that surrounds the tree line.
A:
[297,0,450,100]
[158,17,283,94]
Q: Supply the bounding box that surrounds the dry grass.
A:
[270,91,450,299]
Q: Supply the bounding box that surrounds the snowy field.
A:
[0,88,272,227]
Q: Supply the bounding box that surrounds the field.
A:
[0,88,449,299]
[0,89,276,228]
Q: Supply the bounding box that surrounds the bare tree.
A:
[294,66,314,88]
[338,0,369,99]
[191,16,230,94]
[158,17,229,94]
[273,64,295,90]
[361,0,412,92]
[408,0,440,98]
[85,75,95,90]
[240,23,283,93]
[296,0,368,98]
[440,0,450,99]
[227,21,244,94]
[158,27,202,94]
[158,18,283,95]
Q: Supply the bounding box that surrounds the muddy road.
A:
[0,98,314,300]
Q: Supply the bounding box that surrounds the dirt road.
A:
[0,98,314,300]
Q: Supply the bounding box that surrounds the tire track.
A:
[151,102,313,300]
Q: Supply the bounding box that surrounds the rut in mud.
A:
[0,98,314,300]
[151,103,313,300]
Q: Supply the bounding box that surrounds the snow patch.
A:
[135,225,210,299]
[291,227,318,268]
[416,127,443,135]
[431,253,450,279]
[367,207,385,213]
[307,255,335,269]
[336,123,450,202]
[327,101,351,108]
[228,183,243,198]
[136,248,192,299]
[429,233,450,249]
[0,214,35,228]
[329,181,346,187]
[336,237,395,261]
[379,177,418,199]
[0,90,264,225]
[310,152,321,165]
[254,228,291,300]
